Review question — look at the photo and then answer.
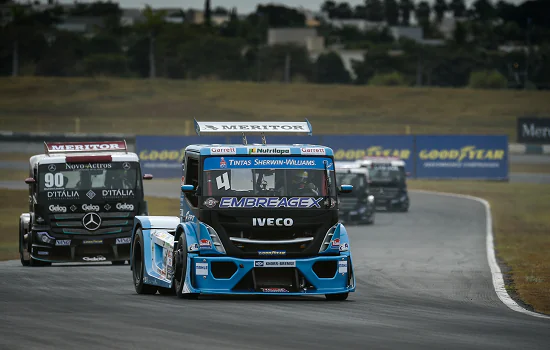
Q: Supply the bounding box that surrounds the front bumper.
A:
[30,230,131,263]
[339,209,372,223]
[184,255,355,296]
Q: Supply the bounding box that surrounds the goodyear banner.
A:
[320,135,414,173]
[137,135,508,180]
[415,135,508,179]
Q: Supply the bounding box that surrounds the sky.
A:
[57,1,527,14]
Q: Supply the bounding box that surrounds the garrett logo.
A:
[211,147,236,154]
[82,204,100,211]
[49,204,66,213]
[300,147,325,155]
[252,218,294,227]
[116,203,134,211]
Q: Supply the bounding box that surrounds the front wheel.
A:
[174,235,199,299]
[19,220,29,266]
[325,293,349,301]
[131,228,158,295]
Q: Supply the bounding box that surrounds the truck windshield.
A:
[336,172,367,192]
[202,156,336,197]
[367,165,405,186]
[39,162,138,192]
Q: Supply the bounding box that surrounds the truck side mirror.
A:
[339,184,353,194]
[143,174,153,180]
[181,184,195,193]
[25,177,35,185]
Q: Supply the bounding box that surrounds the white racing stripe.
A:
[412,189,550,320]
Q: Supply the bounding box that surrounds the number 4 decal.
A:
[216,172,230,190]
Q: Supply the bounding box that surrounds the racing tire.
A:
[131,228,158,295]
[112,260,126,265]
[174,235,199,300]
[19,220,29,267]
[26,230,51,267]
[400,199,410,212]
[325,293,349,301]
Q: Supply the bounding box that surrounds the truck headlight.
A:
[367,195,374,203]
[202,223,226,254]
[37,231,54,244]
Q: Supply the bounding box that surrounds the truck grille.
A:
[48,212,134,235]
[371,187,399,199]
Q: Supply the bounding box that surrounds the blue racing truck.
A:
[130,120,356,300]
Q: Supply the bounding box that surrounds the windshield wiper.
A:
[324,160,331,208]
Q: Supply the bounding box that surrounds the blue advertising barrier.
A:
[136,134,508,180]
[415,135,508,180]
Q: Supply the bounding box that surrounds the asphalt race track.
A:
[1,192,549,350]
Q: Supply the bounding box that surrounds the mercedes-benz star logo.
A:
[82,212,101,231]
[48,164,56,172]
[122,162,131,170]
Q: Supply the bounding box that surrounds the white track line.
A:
[411,189,550,320]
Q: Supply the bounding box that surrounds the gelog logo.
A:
[116,203,134,211]
[82,204,100,212]
[49,204,67,213]
[252,218,294,227]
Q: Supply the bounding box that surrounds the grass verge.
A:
[0,188,179,261]
[408,180,550,315]
[510,163,550,174]
[1,77,549,140]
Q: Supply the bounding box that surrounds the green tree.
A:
[204,0,212,27]
[384,0,400,25]
[433,0,448,23]
[415,1,431,32]
[398,0,415,25]
[449,0,466,18]
[137,5,167,79]
[315,51,351,84]
[365,0,384,22]
[471,0,496,22]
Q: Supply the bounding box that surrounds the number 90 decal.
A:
[44,173,64,188]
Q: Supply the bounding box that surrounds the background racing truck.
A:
[356,156,410,212]
[130,120,356,300]
[335,161,375,225]
[19,141,153,266]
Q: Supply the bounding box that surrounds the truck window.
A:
[185,158,199,207]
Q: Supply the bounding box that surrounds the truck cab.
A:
[130,120,356,300]
[335,162,375,224]
[355,157,409,212]
[19,141,153,266]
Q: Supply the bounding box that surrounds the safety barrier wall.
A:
[136,134,509,180]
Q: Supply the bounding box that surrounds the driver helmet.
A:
[293,170,309,184]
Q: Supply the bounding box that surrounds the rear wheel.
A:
[325,293,349,301]
[174,235,199,299]
[131,228,157,295]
